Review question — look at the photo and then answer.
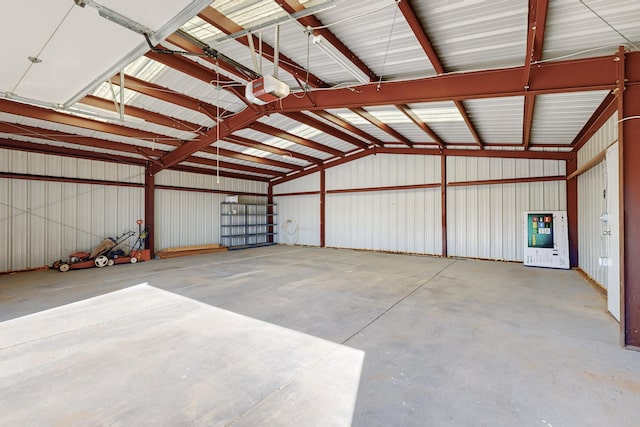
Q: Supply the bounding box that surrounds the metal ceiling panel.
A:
[326,108,397,143]
[233,128,333,160]
[531,90,610,145]
[0,111,177,152]
[464,96,524,144]
[543,0,640,61]
[311,0,433,80]
[409,0,528,72]
[216,140,310,166]
[258,114,356,152]
[406,101,475,144]
[362,105,435,144]
[0,132,148,162]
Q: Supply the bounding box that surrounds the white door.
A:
[606,143,620,321]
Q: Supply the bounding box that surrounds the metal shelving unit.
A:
[220,202,277,250]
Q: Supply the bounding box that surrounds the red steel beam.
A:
[396,104,445,147]
[523,0,550,150]
[320,167,325,247]
[619,48,640,349]
[79,95,202,133]
[145,49,254,109]
[0,138,147,166]
[448,175,565,187]
[441,153,447,256]
[266,54,619,111]
[454,100,483,148]
[250,122,345,157]
[150,107,264,174]
[312,110,384,146]
[0,122,160,158]
[172,164,271,182]
[398,0,482,147]
[188,155,286,177]
[284,112,370,150]
[198,7,326,88]
[352,108,413,147]
[571,91,617,152]
[326,182,440,194]
[275,0,377,82]
[202,145,300,170]
[398,0,445,75]
[151,53,626,175]
[223,134,320,164]
[523,95,536,150]
[0,98,174,142]
[165,33,251,83]
[111,74,229,120]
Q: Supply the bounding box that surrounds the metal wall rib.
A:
[577,113,618,288]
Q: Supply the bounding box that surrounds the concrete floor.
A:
[1,246,639,426]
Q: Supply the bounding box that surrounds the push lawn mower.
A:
[52,220,149,272]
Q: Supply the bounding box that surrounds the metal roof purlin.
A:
[398,0,483,148]
[263,54,619,111]
[523,0,550,150]
[144,48,256,110]
[79,94,202,132]
[571,91,617,153]
[109,75,230,118]
[284,112,369,150]
[275,0,377,83]
[223,134,320,164]
[311,111,385,147]
[198,7,327,89]
[395,104,444,148]
[352,108,413,147]
[250,122,344,157]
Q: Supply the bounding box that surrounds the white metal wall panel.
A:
[326,188,442,255]
[0,150,145,272]
[578,163,607,287]
[155,189,223,251]
[577,112,618,288]
[447,156,566,261]
[155,169,267,196]
[275,195,321,246]
[0,180,143,272]
[327,154,440,190]
[531,91,610,145]
[578,113,617,167]
[325,154,441,254]
[273,172,320,194]
[154,170,267,250]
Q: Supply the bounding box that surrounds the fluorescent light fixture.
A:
[312,35,370,84]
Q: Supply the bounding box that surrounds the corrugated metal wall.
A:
[0,149,144,272]
[327,155,441,254]
[154,170,267,251]
[273,154,569,260]
[577,113,617,288]
[273,172,321,246]
[447,157,566,261]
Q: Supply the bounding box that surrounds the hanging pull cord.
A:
[378,1,399,91]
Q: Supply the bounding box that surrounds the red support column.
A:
[441,153,447,257]
[144,167,155,256]
[619,48,640,349]
[566,157,579,267]
[320,167,326,248]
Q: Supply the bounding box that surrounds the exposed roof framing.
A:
[522,0,550,150]
[1,0,639,181]
[398,0,483,148]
